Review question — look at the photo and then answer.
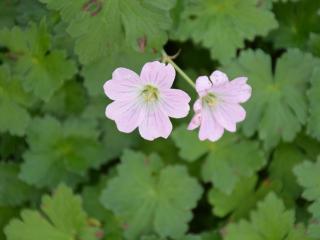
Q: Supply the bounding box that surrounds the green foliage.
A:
[173,0,278,63]
[100,150,203,239]
[1,0,320,239]
[39,0,175,64]
[82,177,123,240]
[268,144,304,202]
[307,68,320,140]
[0,20,77,101]
[223,49,317,149]
[270,0,320,50]
[0,65,33,135]
[224,193,310,240]
[172,125,265,194]
[20,116,105,188]
[208,175,278,220]
[4,184,102,240]
[294,158,320,238]
[0,163,35,206]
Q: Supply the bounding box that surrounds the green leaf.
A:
[0,206,19,240]
[0,0,17,29]
[82,47,156,96]
[100,150,203,239]
[269,0,320,49]
[39,0,175,64]
[172,0,278,63]
[307,67,320,140]
[171,124,208,162]
[4,184,102,240]
[0,65,33,135]
[20,116,105,188]
[43,79,88,117]
[261,0,301,10]
[223,49,317,149]
[0,163,35,207]
[308,33,320,57]
[141,234,202,240]
[294,158,320,238]
[82,177,123,240]
[209,176,257,219]
[102,119,139,162]
[15,0,48,27]
[0,20,76,101]
[172,125,266,194]
[224,193,310,240]
[208,175,279,220]
[81,96,139,162]
[269,144,304,202]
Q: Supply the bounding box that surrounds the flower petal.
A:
[103,68,141,100]
[138,108,172,140]
[160,89,191,118]
[210,70,229,86]
[199,107,224,141]
[213,102,246,132]
[188,113,201,130]
[140,61,175,89]
[193,99,202,112]
[212,77,251,103]
[196,76,212,96]
[105,100,144,133]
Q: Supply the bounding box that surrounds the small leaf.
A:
[223,49,317,149]
[39,0,175,64]
[0,65,33,135]
[307,67,320,140]
[225,193,310,240]
[294,158,320,238]
[269,0,320,49]
[4,184,101,240]
[20,116,105,188]
[0,21,76,101]
[0,163,36,206]
[172,125,266,194]
[172,0,278,63]
[100,150,203,239]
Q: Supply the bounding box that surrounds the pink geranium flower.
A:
[104,61,191,140]
[188,70,251,141]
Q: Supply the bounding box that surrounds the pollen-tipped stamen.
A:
[202,93,217,106]
[141,85,159,102]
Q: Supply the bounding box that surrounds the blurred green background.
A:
[1,0,320,239]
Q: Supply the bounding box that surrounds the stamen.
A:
[141,85,159,102]
[202,93,217,107]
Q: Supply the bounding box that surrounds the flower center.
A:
[141,85,159,102]
[202,93,217,107]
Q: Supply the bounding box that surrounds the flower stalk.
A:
[162,50,196,89]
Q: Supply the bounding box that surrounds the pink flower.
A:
[104,61,191,140]
[188,70,251,141]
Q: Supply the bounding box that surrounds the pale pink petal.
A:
[213,102,246,132]
[210,70,229,86]
[160,89,191,118]
[138,107,172,140]
[105,100,144,133]
[193,99,202,112]
[212,77,251,103]
[196,76,212,96]
[103,68,141,100]
[188,113,201,130]
[140,61,175,89]
[199,107,224,141]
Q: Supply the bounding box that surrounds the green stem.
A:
[162,50,195,89]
